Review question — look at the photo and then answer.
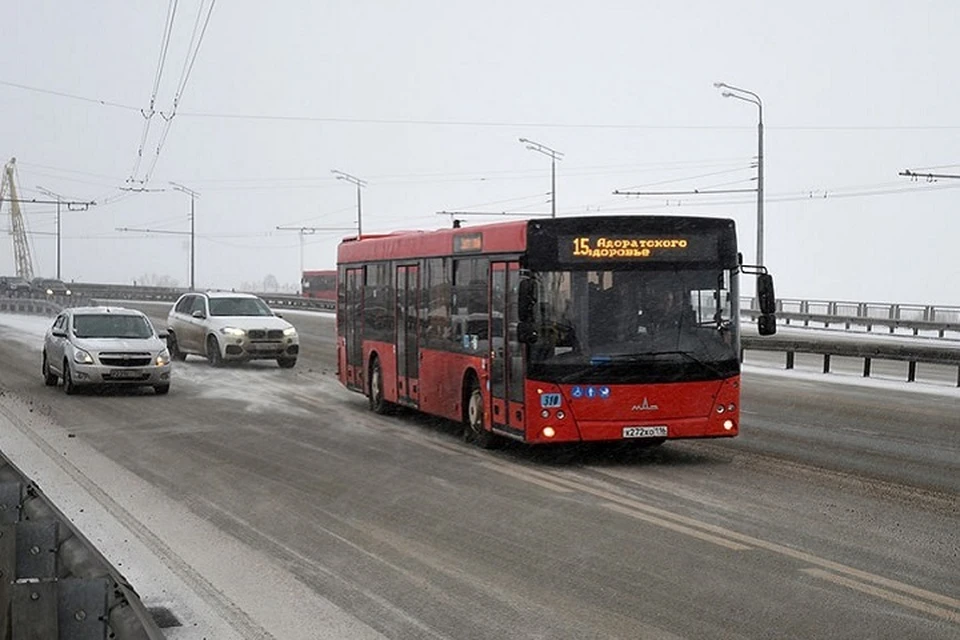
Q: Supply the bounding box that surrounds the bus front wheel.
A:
[463,378,499,449]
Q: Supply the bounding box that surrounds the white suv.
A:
[166,291,299,368]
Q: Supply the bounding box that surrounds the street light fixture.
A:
[714,82,765,266]
[331,170,367,237]
[519,138,564,218]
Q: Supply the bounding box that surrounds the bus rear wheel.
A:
[368,357,394,415]
[463,378,499,449]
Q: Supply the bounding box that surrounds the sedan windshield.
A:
[73,314,154,339]
[526,268,740,383]
[208,297,273,316]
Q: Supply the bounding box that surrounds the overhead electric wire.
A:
[142,0,217,184]
[0,80,139,111]
[131,0,180,182]
[6,78,959,132]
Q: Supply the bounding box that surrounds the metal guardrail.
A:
[743,296,960,337]
[62,282,336,312]
[0,448,164,639]
[742,308,960,338]
[741,335,960,386]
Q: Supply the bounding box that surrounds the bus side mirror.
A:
[757,274,776,315]
[757,313,777,336]
[517,321,539,344]
[518,279,537,323]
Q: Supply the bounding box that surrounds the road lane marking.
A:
[481,462,960,618]
[802,569,960,624]
[601,502,752,551]
[478,461,574,493]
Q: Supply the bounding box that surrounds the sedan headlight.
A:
[65,290,72,296]
[46,288,54,295]
[283,327,297,336]
[73,349,94,365]
[220,327,245,337]
[156,349,171,366]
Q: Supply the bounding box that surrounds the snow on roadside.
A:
[742,363,960,399]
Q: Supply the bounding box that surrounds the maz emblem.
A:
[631,397,659,411]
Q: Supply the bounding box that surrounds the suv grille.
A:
[99,352,152,367]
[247,329,284,341]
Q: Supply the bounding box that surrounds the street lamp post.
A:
[169,182,200,290]
[714,82,764,266]
[331,170,367,237]
[519,138,564,218]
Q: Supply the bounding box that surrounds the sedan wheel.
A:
[62,361,78,395]
[42,352,58,386]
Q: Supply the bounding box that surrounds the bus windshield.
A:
[526,268,739,383]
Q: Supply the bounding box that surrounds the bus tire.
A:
[368,357,393,415]
[463,376,499,449]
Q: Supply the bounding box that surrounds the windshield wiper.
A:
[645,350,727,378]
[588,351,727,378]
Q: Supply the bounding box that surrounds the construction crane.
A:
[0,157,35,280]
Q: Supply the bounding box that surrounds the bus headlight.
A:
[723,420,735,430]
[542,426,556,438]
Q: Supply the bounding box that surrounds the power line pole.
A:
[331,170,367,237]
[519,138,564,218]
[169,182,199,290]
[35,186,93,280]
[275,225,353,276]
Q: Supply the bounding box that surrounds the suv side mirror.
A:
[757,274,776,315]
[191,309,206,319]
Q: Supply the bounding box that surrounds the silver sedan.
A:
[42,306,173,395]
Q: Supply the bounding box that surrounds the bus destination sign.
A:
[560,235,691,261]
[453,232,483,254]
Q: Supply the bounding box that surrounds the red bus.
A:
[336,216,776,448]
[301,269,337,301]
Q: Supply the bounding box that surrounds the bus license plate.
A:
[622,426,668,439]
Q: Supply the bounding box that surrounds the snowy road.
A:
[0,309,957,639]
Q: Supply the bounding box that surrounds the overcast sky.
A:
[1,1,958,305]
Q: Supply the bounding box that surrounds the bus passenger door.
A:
[490,261,525,438]
[344,267,364,391]
[396,265,420,406]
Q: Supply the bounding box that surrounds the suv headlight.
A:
[156,349,171,366]
[283,327,297,336]
[46,288,54,295]
[73,349,94,365]
[220,327,245,337]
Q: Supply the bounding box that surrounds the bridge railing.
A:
[0,449,164,638]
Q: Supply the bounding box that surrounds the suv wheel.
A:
[168,333,187,361]
[206,335,224,367]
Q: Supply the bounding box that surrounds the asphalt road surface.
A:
[0,306,956,640]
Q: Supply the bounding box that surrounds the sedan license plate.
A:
[622,425,668,439]
[109,369,142,379]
